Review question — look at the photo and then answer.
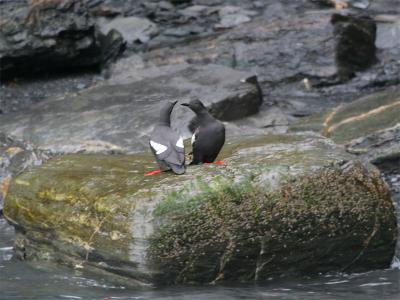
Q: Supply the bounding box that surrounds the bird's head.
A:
[181,98,206,114]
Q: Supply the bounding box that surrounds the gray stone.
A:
[346,124,400,171]
[0,0,125,79]
[179,5,215,18]
[97,16,159,44]
[140,8,399,120]
[376,19,400,49]
[215,6,256,29]
[215,14,251,29]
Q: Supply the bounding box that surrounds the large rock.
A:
[3,134,397,286]
[331,13,377,81]
[0,0,125,79]
[290,88,400,167]
[0,64,262,154]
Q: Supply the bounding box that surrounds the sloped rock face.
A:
[0,64,261,154]
[290,88,400,167]
[346,124,400,170]
[0,0,125,79]
[131,5,399,119]
[3,134,397,285]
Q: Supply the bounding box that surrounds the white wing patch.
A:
[191,133,196,145]
[176,137,184,148]
[150,140,167,155]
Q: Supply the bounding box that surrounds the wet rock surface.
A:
[0,64,261,154]
[1,0,399,120]
[346,124,400,168]
[97,16,159,45]
[3,134,397,285]
[290,88,400,167]
[134,5,399,120]
[0,0,126,79]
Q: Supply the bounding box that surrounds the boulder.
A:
[0,64,262,154]
[331,14,377,80]
[0,0,125,79]
[290,88,400,168]
[3,134,397,286]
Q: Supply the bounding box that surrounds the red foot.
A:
[144,169,162,176]
[204,160,224,165]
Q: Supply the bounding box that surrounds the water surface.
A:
[1,217,400,300]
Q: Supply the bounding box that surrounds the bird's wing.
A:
[191,132,196,145]
[150,126,185,166]
[176,136,184,149]
[149,140,168,155]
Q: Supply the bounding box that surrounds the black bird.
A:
[181,98,225,164]
[149,100,185,174]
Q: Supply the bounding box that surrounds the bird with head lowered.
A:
[148,100,185,175]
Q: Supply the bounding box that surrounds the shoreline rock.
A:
[3,134,397,285]
[290,88,400,169]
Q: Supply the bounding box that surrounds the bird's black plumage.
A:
[181,99,225,164]
[149,100,185,174]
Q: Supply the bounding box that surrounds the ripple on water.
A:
[359,282,393,287]
[324,280,350,285]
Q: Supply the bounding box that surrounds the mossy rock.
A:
[290,88,400,143]
[290,88,400,169]
[3,134,397,286]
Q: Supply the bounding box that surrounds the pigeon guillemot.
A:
[181,98,225,164]
[149,100,185,174]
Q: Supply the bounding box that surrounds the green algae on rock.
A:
[149,164,396,284]
[3,134,397,286]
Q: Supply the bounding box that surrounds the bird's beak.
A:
[181,103,189,107]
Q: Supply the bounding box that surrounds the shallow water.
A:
[1,216,399,300]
